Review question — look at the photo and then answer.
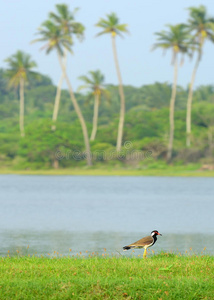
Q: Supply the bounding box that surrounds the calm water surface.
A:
[0,175,213,256]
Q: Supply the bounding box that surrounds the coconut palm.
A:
[32,18,92,166]
[153,24,192,161]
[96,13,128,151]
[186,5,214,147]
[4,50,37,137]
[49,4,85,130]
[78,70,110,141]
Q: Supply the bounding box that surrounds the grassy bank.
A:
[0,167,214,177]
[0,254,213,299]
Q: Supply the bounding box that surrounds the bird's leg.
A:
[143,248,147,258]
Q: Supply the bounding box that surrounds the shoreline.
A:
[1,168,214,177]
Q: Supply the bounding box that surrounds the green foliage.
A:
[4,50,38,87]
[153,24,194,63]
[193,85,214,103]
[187,5,214,47]
[32,4,85,57]
[0,132,19,158]
[1,5,214,169]
[0,68,214,169]
[18,120,84,168]
[96,12,129,37]
[27,73,53,90]
[49,4,85,41]
[78,69,110,104]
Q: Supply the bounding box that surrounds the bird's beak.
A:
[158,233,162,236]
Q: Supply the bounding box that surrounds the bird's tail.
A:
[123,246,133,251]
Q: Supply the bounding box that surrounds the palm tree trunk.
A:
[57,53,92,166]
[111,34,125,152]
[52,73,64,130]
[52,53,67,131]
[19,77,25,137]
[186,51,201,147]
[167,56,178,162]
[90,93,99,141]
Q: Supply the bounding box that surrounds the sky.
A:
[1,0,214,91]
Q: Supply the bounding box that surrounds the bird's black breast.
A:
[152,235,157,246]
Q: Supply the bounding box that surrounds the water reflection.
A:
[1,230,213,256]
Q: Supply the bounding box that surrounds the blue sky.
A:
[1,0,214,91]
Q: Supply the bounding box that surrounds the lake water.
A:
[0,175,214,256]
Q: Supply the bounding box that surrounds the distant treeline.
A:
[0,68,214,169]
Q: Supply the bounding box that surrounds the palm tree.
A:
[153,24,192,161]
[49,4,85,130]
[32,18,92,166]
[4,50,37,137]
[186,5,214,147]
[96,13,128,151]
[78,70,110,141]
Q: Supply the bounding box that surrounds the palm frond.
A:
[78,70,108,102]
[96,13,128,38]
[49,4,84,41]
[32,19,74,56]
[115,24,129,33]
[186,5,214,44]
[77,84,91,92]
[78,75,94,85]
[153,23,195,65]
[4,50,38,88]
[95,30,112,37]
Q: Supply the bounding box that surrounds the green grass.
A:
[0,254,214,299]
[1,166,214,177]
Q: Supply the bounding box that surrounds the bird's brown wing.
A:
[129,235,153,248]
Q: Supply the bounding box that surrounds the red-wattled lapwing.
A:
[123,230,162,258]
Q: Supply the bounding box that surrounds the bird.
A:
[123,230,162,258]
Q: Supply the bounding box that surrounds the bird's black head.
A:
[151,230,162,237]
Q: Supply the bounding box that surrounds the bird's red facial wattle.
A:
[156,231,162,236]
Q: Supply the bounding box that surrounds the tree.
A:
[19,120,84,169]
[4,50,38,137]
[49,4,85,130]
[32,16,92,166]
[96,13,128,151]
[193,102,214,157]
[153,24,192,161]
[78,70,110,141]
[186,5,214,147]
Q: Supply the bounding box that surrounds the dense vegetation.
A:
[0,68,214,169]
[0,254,213,299]
[1,4,214,170]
